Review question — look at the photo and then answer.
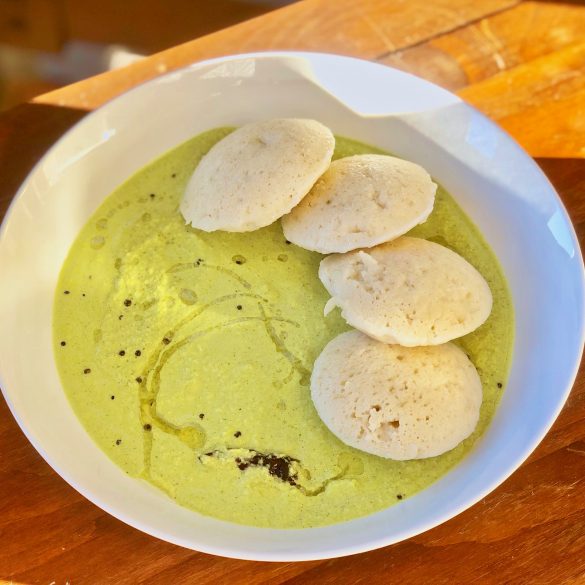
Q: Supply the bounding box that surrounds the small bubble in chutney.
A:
[90,235,105,250]
[232,255,246,265]
[179,288,197,305]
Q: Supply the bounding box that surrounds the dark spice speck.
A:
[64,290,70,295]
[236,305,243,310]
[135,350,141,357]
[84,368,91,374]
[397,494,403,500]
[143,424,152,431]
[110,395,115,400]
[136,376,143,383]
[60,341,66,347]
[118,350,126,356]
[162,337,171,345]
[124,299,132,307]
[171,173,177,178]
[235,450,298,485]
[199,413,205,420]
[115,439,122,446]
[234,431,242,438]
[150,193,156,199]
[497,382,503,388]
[118,315,124,320]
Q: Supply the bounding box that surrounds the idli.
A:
[311,330,482,460]
[282,154,436,253]
[319,237,493,346]
[181,119,335,232]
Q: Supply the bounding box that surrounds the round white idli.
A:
[319,237,493,346]
[180,119,335,232]
[311,330,482,460]
[281,154,436,253]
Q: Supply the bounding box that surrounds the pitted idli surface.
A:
[282,154,436,253]
[311,331,482,460]
[319,237,492,346]
[181,119,334,232]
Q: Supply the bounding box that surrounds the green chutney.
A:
[53,128,514,528]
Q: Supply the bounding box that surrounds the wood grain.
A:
[459,42,585,158]
[379,1,585,158]
[33,0,521,110]
[380,1,585,90]
[1,1,585,583]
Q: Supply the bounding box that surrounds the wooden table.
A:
[1,1,584,583]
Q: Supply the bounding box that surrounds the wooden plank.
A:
[379,1,585,91]
[377,1,585,157]
[459,42,585,158]
[33,0,520,110]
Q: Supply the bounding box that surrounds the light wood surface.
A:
[1,1,584,583]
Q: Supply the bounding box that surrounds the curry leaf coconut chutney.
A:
[54,128,513,528]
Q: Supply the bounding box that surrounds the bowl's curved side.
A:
[0,52,583,561]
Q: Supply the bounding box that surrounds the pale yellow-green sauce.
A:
[54,129,513,528]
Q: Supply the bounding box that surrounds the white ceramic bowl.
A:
[0,52,583,561]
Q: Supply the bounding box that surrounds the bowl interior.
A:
[0,52,583,561]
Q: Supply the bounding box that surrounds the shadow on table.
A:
[0,102,88,222]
